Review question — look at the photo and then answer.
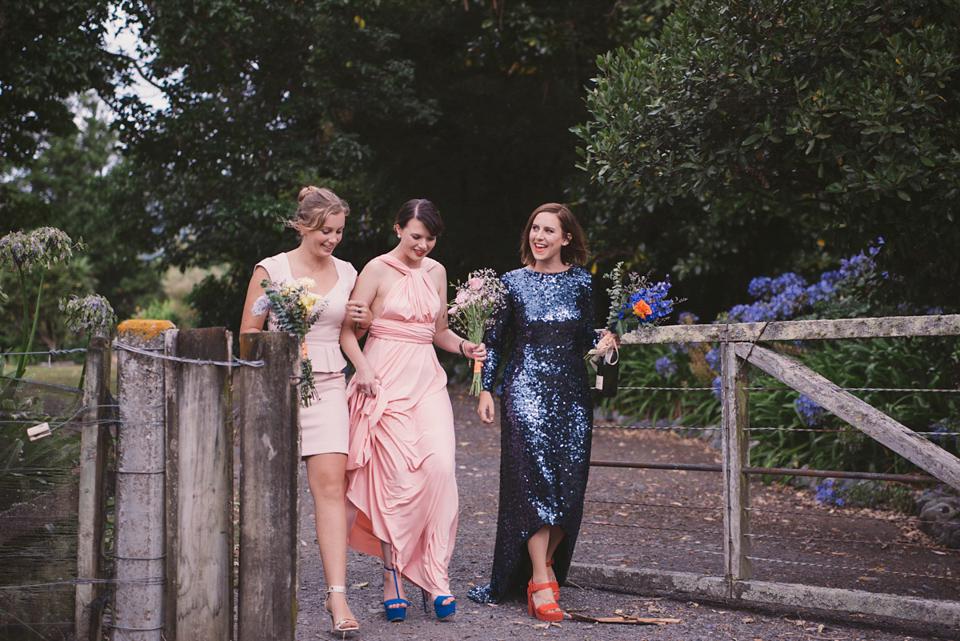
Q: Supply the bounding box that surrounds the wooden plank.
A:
[74,336,111,641]
[237,332,300,641]
[164,329,181,641]
[569,563,960,629]
[164,328,234,641]
[620,314,960,345]
[75,335,111,640]
[734,343,960,491]
[720,344,751,584]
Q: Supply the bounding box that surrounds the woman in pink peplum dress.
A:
[339,199,485,622]
[240,186,371,636]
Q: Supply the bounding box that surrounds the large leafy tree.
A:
[0,0,129,163]
[575,0,960,314]
[112,0,670,328]
[1,98,162,322]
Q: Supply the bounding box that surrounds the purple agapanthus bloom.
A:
[705,348,721,373]
[815,479,845,507]
[654,355,677,378]
[795,395,826,427]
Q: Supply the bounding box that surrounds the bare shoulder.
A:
[249,264,269,285]
[358,257,387,279]
[426,259,447,287]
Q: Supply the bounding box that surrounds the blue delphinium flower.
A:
[815,479,845,507]
[711,375,722,399]
[795,395,825,427]
[654,355,677,378]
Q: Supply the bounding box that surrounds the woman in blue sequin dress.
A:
[468,203,613,620]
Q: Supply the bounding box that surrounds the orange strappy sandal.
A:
[527,579,563,622]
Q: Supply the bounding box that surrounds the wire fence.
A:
[576,352,960,610]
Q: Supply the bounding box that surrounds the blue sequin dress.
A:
[468,265,597,604]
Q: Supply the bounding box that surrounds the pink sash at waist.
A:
[369,318,435,344]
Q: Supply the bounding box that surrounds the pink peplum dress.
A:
[256,253,357,456]
[344,254,458,597]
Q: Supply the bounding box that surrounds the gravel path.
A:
[295,387,957,641]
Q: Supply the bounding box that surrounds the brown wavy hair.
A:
[519,202,587,266]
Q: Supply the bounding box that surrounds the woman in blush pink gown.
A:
[339,199,485,622]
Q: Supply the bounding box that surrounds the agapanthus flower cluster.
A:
[448,268,506,395]
[60,295,118,337]
[253,278,327,406]
[815,479,846,507]
[725,243,884,324]
[704,347,721,373]
[794,395,826,427]
[929,418,959,445]
[654,355,677,378]
[0,227,81,271]
[604,262,683,336]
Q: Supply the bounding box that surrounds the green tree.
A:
[0,0,129,163]
[574,0,960,314]
[1,98,162,322]
[111,0,671,329]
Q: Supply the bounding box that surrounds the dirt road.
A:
[295,387,956,641]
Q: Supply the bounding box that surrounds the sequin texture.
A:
[468,266,597,604]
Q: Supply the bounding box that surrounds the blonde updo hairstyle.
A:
[285,186,350,236]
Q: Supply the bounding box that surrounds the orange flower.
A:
[633,300,652,318]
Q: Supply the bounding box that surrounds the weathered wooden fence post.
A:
[721,339,751,591]
[75,335,113,641]
[163,328,234,641]
[237,332,300,641]
[113,320,173,641]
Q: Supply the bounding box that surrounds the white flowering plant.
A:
[60,295,117,338]
[0,227,84,380]
[252,278,327,406]
[447,268,506,396]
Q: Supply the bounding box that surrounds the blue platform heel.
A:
[422,589,456,620]
[383,566,409,622]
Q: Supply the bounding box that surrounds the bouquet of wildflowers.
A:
[252,278,327,407]
[447,268,506,396]
[604,262,684,336]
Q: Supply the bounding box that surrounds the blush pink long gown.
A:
[345,254,458,597]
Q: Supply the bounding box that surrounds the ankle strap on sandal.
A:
[326,585,347,594]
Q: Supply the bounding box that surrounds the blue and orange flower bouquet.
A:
[604,262,683,336]
[591,263,684,397]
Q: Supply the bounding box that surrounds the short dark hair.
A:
[395,199,444,236]
[519,203,588,266]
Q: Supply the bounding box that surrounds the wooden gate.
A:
[571,314,960,628]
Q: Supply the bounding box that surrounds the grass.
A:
[16,362,83,389]
[8,355,119,393]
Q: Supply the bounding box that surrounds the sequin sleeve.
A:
[579,268,600,353]
[480,275,513,392]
